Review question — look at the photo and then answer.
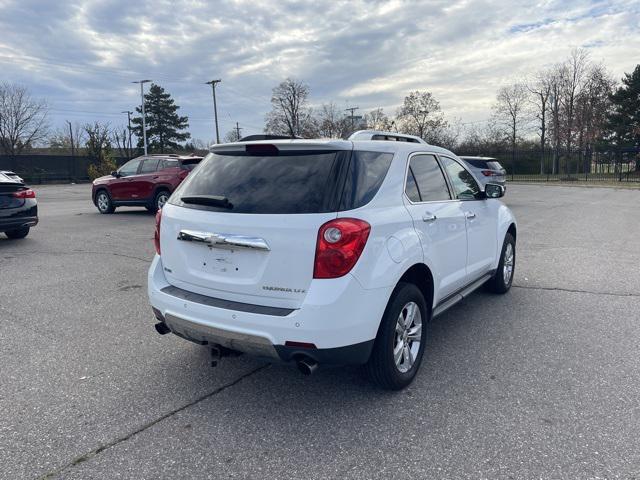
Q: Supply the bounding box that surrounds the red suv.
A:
[92,154,202,214]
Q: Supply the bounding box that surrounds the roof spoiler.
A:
[348,130,427,144]
[240,134,303,141]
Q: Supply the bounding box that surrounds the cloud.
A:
[0,0,638,142]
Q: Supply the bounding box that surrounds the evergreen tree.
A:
[131,83,190,153]
[605,65,640,148]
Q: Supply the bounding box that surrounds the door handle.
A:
[465,211,476,219]
[422,212,437,223]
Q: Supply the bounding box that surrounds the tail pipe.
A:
[296,357,319,376]
[154,322,171,335]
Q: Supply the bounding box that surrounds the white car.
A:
[459,156,507,188]
[148,130,517,389]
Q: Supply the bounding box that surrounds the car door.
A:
[402,153,468,300]
[133,157,161,201]
[110,158,143,200]
[440,156,498,280]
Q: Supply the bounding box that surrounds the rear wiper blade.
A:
[181,195,233,209]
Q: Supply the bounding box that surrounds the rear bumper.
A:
[0,204,38,232]
[148,255,390,365]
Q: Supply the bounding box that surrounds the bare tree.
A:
[493,83,530,173]
[84,122,112,162]
[559,48,589,173]
[264,78,315,137]
[0,83,48,157]
[396,91,448,140]
[112,127,133,159]
[527,71,553,174]
[223,129,241,143]
[574,64,615,173]
[364,108,392,131]
[315,103,350,138]
[48,122,85,153]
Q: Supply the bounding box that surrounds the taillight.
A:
[154,209,162,255]
[12,188,36,198]
[481,170,494,177]
[313,218,370,279]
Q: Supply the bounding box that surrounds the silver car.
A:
[459,157,507,189]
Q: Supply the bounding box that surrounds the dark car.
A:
[91,154,203,214]
[0,173,38,239]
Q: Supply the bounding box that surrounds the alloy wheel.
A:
[393,301,422,373]
[503,243,514,284]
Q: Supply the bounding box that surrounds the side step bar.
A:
[432,272,493,318]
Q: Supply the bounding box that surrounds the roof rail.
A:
[348,130,427,144]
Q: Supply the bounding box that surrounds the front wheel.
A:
[95,191,115,214]
[487,232,515,293]
[4,226,30,239]
[365,282,428,390]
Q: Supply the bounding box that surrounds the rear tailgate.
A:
[159,142,352,310]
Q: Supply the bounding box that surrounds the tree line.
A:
[1,49,638,176]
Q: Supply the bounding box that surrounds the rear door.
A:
[132,157,161,200]
[402,153,468,299]
[440,156,498,279]
[159,146,351,310]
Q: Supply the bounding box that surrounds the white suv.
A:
[148,131,516,389]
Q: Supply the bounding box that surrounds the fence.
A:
[0,154,130,184]
[458,146,640,183]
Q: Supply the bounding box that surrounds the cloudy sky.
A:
[1,0,638,143]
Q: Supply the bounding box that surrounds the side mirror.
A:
[111,171,121,178]
[484,183,505,199]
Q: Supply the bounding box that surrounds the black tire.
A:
[148,189,170,213]
[95,190,115,214]
[487,232,515,294]
[365,282,429,390]
[4,226,30,239]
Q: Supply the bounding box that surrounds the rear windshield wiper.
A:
[181,195,233,209]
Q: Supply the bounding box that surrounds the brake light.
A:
[12,188,36,198]
[313,218,370,279]
[481,170,495,177]
[154,209,162,255]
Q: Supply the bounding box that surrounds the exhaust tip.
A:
[296,358,318,376]
[154,322,171,335]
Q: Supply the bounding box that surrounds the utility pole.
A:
[235,122,242,141]
[66,120,75,182]
[345,106,359,131]
[206,79,222,143]
[132,80,151,155]
[122,110,133,157]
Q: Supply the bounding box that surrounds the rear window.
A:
[464,159,503,170]
[172,151,346,214]
[171,149,393,214]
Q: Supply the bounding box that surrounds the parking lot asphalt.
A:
[1,183,639,480]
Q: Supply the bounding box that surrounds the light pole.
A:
[121,110,133,157]
[132,80,151,155]
[206,79,221,144]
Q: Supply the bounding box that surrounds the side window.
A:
[118,159,142,177]
[161,159,179,169]
[139,158,160,174]
[405,154,451,202]
[440,156,480,200]
[339,151,394,210]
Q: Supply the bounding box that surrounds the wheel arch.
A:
[395,263,434,315]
